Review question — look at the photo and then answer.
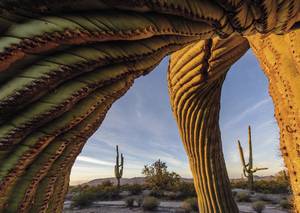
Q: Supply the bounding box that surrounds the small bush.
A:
[252,201,266,213]
[150,189,164,198]
[124,197,135,207]
[280,199,293,209]
[236,192,251,202]
[71,191,96,208]
[142,196,160,211]
[122,184,143,195]
[181,198,198,212]
[174,182,197,199]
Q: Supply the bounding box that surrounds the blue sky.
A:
[70,50,285,185]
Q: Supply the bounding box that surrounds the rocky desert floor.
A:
[63,200,289,213]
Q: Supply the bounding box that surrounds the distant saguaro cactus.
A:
[115,145,124,188]
[238,126,268,191]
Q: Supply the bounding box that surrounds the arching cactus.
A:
[0,1,298,212]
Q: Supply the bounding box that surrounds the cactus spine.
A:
[114,145,124,188]
[238,126,268,191]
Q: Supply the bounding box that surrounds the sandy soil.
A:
[64,201,289,213]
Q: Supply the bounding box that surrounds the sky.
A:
[70,50,285,185]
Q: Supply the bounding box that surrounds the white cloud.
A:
[224,98,271,129]
[76,156,114,166]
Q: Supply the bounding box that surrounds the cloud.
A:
[76,156,114,166]
[224,98,271,129]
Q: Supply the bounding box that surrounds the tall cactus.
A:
[114,145,124,189]
[0,1,299,212]
[238,126,268,191]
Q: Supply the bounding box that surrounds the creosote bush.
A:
[122,184,143,195]
[181,197,198,212]
[124,197,135,207]
[142,196,160,211]
[71,191,96,208]
[235,192,251,202]
[252,201,266,213]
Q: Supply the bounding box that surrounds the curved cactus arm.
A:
[1,0,300,35]
[168,35,249,212]
[251,167,268,172]
[248,29,300,210]
[0,32,197,211]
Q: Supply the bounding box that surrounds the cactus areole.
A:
[238,126,268,191]
[0,1,299,212]
[115,145,124,188]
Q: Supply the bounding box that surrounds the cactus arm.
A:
[238,140,247,169]
[120,153,124,177]
[251,167,268,172]
[248,126,253,169]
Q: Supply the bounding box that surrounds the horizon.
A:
[70,50,284,185]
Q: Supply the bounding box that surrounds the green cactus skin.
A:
[114,145,124,188]
[0,1,299,212]
[237,126,268,191]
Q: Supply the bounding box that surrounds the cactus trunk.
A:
[249,29,300,211]
[115,145,124,189]
[168,35,249,212]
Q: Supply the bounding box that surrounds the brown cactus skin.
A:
[248,29,300,212]
[0,1,299,212]
[168,35,249,212]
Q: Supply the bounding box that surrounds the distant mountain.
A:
[80,175,275,187]
[83,177,193,187]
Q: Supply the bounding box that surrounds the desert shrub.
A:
[254,180,289,194]
[124,197,135,207]
[142,196,160,211]
[181,198,198,212]
[101,180,114,187]
[174,182,196,199]
[122,184,143,195]
[236,192,251,202]
[252,201,266,213]
[150,189,164,198]
[164,191,179,200]
[71,191,96,208]
[231,180,248,189]
[142,159,181,191]
[93,184,119,200]
[231,171,290,194]
[280,199,293,209]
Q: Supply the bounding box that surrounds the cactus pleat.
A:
[0,1,299,212]
[168,35,249,212]
[248,28,300,211]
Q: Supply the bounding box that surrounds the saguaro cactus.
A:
[238,126,268,191]
[114,145,124,188]
[0,1,299,212]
